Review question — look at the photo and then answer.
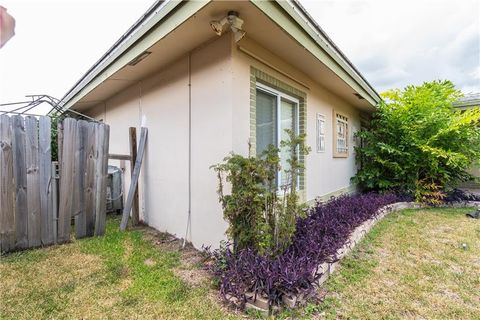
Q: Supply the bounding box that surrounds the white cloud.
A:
[0,0,153,112]
[299,0,480,93]
[0,0,478,113]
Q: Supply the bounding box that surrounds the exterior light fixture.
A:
[233,29,246,42]
[210,17,228,36]
[128,51,151,66]
[210,11,245,43]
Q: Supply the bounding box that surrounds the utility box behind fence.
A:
[107,165,124,214]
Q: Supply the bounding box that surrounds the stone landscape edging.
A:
[244,200,480,313]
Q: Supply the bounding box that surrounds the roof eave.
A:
[57,0,184,112]
[266,0,380,107]
[59,0,381,112]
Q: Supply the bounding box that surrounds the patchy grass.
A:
[2,208,479,319]
[0,217,242,320]
[283,207,480,319]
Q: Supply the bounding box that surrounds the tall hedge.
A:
[353,80,480,202]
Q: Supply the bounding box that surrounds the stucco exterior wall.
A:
[231,40,362,202]
[84,35,367,249]
[86,36,232,249]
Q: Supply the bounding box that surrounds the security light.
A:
[233,29,246,42]
[210,11,245,42]
[227,11,243,30]
[210,17,228,36]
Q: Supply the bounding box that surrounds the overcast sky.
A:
[0,0,479,113]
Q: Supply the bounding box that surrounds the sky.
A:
[0,0,479,114]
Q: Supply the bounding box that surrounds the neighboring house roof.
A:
[58,0,381,112]
[453,92,480,109]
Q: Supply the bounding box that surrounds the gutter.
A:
[279,0,381,104]
[58,0,381,112]
[453,100,480,108]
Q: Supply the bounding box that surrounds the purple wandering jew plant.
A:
[206,192,399,308]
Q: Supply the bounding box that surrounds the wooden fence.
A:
[0,115,109,253]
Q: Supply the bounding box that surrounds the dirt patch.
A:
[137,225,212,287]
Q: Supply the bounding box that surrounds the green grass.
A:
[2,209,479,319]
[280,207,480,319]
[0,217,240,320]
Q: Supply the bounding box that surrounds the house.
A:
[453,93,480,189]
[58,0,381,249]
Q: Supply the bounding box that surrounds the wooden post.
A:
[129,127,140,226]
[0,115,15,252]
[121,127,147,231]
[12,115,28,249]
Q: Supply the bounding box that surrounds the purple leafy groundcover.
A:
[207,192,399,307]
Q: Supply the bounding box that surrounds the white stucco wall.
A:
[85,35,366,249]
[86,36,232,249]
[231,41,362,202]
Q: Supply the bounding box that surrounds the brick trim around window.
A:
[250,67,307,194]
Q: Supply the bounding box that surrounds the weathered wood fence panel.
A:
[58,118,76,243]
[94,124,110,236]
[0,116,110,253]
[58,118,110,243]
[84,122,97,237]
[12,115,28,249]
[25,116,41,247]
[74,120,88,239]
[39,117,53,245]
[0,115,15,252]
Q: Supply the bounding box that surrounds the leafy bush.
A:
[206,192,399,309]
[353,80,480,201]
[211,131,309,255]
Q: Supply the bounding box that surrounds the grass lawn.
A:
[0,217,242,320]
[282,207,480,319]
[1,208,479,319]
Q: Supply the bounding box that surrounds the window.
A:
[316,113,326,153]
[333,111,349,157]
[256,83,299,188]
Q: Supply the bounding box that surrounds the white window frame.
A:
[256,83,300,190]
[333,110,349,158]
[316,113,326,153]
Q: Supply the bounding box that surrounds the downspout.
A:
[183,52,192,248]
[139,80,146,221]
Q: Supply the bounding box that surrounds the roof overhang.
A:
[58,0,210,111]
[257,0,380,106]
[453,94,480,110]
[59,0,380,112]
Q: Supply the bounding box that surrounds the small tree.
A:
[212,132,309,256]
[353,80,480,202]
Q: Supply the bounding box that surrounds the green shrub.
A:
[211,131,309,256]
[353,80,480,201]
